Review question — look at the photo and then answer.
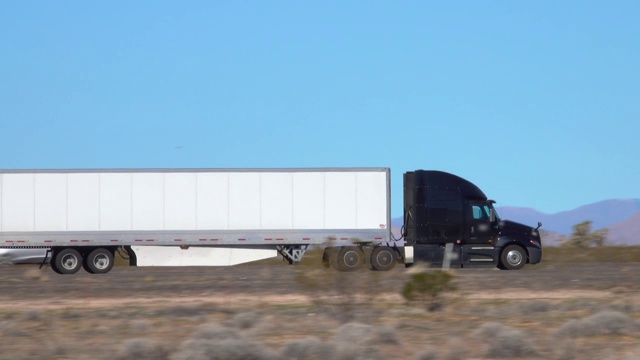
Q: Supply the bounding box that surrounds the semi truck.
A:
[0,168,542,274]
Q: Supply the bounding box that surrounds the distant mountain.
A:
[498,199,640,234]
[391,199,640,246]
[608,212,640,245]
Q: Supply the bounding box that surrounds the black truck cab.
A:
[403,170,542,270]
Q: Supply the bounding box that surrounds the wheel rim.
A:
[506,250,523,266]
[343,250,360,268]
[61,254,78,270]
[93,254,110,270]
[375,251,393,267]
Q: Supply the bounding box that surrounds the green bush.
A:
[401,270,456,311]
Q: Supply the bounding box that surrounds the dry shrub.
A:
[170,323,277,360]
[116,338,168,360]
[441,337,466,360]
[170,338,277,360]
[250,322,393,360]
[374,325,401,345]
[550,339,577,360]
[475,322,537,358]
[334,322,374,345]
[519,300,551,313]
[189,323,241,341]
[0,320,18,335]
[282,329,391,360]
[333,343,387,360]
[331,322,390,360]
[227,311,260,330]
[555,310,638,338]
[281,336,337,359]
[622,347,640,360]
[21,309,44,322]
[414,347,438,360]
[129,319,152,333]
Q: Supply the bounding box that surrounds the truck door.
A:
[461,202,498,266]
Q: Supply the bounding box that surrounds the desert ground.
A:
[1,247,639,360]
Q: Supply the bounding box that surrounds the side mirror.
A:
[490,209,496,223]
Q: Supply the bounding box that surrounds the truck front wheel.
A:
[499,245,526,270]
[52,248,83,274]
[83,248,115,274]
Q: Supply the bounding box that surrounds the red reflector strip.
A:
[276,238,284,241]
[199,239,207,242]
[375,237,383,240]
[44,240,53,243]
[82,240,90,243]
[265,238,273,241]
[238,238,246,241]
[110,240,119,242]
[135,239,143,242]
[340,238,348,240]
[5,240,14,243]
[211,239,219,241]
[70,240,78,243]
[146,239,154,242]
[303,238,311,241]
[174,239,183,242]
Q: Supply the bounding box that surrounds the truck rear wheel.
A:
[370,247,396,271]
[83,248,115,274]
[52,248,83,274]
[499,245,526,270]
[335,246,364,271]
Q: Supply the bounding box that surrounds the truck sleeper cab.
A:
[403,170,542,270]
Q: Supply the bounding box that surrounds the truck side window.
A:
[472,205,491,221]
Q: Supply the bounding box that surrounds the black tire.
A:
[83,248,114,274]
[499,245,526,270]
[370,246,396,271]
[335,246,364,272]
[53,248,83,274]
[50,256,62,274]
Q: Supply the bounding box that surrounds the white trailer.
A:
[0,168,400,274]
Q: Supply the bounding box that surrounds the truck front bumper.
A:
[527,247,542,265]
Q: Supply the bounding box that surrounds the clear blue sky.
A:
[1,1,638,217]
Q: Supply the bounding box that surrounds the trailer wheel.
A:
[53,248,83,274]
[50,258,62,274]
[84,248,114,274]
[370,247,396,271]
[499,245,526,270]
[335,246,363,271]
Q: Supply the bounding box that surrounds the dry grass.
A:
[540,246,640,265]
